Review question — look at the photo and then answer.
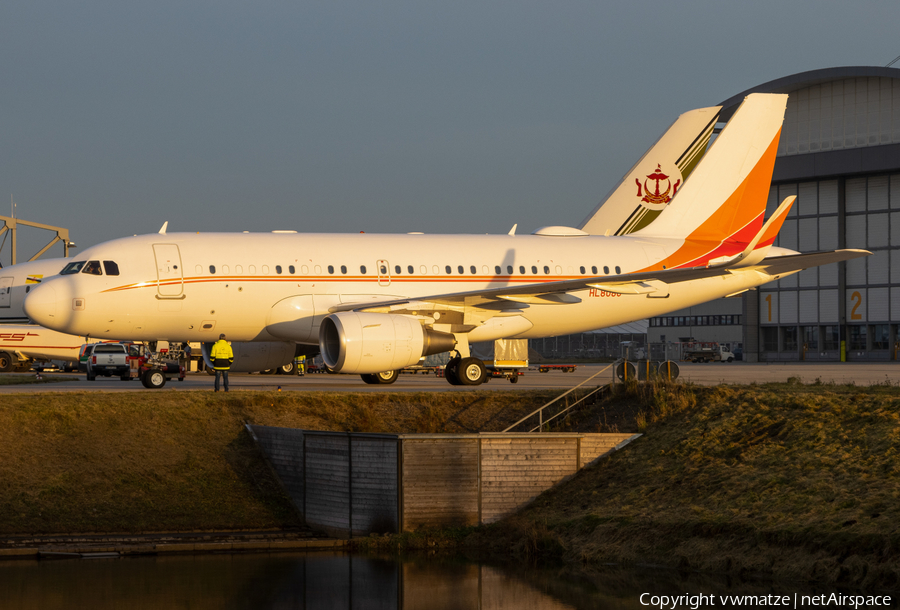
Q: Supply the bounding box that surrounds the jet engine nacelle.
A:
[319,312,456,374]
[201,341,296,373]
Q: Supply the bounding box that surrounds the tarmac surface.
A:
[2,361,900,393]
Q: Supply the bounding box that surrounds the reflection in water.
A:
[1,553,577,610]
[0,552,877,610]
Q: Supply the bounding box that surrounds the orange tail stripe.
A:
[643,127,782,271]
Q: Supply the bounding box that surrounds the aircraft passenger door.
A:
[376,260,391,287]
[153,244,184,297]
[0,277,11,307]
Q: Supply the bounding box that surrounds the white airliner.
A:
[0,325,89,372]
[0,258,87,371]
[23,94,869,386]
[1,102,720,378]
[0,257,61,324]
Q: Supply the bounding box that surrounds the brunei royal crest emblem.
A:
[635,164,681,206]
[614,162,684,235]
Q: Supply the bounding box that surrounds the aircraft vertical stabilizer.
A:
[579,105,720,235]
[633,93,788,270]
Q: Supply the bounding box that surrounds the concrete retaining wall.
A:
[247,426,639,538]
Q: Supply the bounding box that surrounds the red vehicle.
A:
[537,365,578,373]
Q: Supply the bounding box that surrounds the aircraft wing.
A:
[329,248,871,313]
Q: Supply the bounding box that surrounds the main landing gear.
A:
[444,355,487,386]
[360,369,400,385]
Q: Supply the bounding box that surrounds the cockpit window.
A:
[103,261,120,276]
[61,261,86,275]
[82,260,103,275]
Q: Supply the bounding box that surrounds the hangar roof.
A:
[719,66,900,121]
[717,66,900,182]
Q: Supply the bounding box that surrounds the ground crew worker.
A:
[298,354,306,376]
[210,333,233,392]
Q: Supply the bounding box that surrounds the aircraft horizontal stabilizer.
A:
[756,249,871,276]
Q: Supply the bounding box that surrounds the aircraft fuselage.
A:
[23,231,792,344]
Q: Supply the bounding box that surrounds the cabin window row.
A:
[206,265,298,275]
[202,264,623,276]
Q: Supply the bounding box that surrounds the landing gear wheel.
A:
[142,369,167,389]
[510,375,518,384]
[278,362,295,375]
[444,358,461,386]
[361,370,399,384]
[374,370,399,384]
[0,352,13,373]
[458,357,486,386]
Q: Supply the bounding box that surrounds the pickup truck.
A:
[85,343,133,380]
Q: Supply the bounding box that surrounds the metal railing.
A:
[502,363,614,433]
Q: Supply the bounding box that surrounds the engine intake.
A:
[320,312,456,374]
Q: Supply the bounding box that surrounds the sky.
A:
[2,0,899,263]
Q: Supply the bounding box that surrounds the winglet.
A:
[508,224,517,236]
[159,221,168,235]
[723,196,796,268]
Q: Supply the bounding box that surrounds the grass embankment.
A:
[456,381,900,589]
[7,382,899,588]
[0,390,558,536]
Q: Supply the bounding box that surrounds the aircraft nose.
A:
[24,284,57,326]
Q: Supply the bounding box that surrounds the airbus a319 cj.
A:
[0,100,716,375]
[23,94,868,385]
